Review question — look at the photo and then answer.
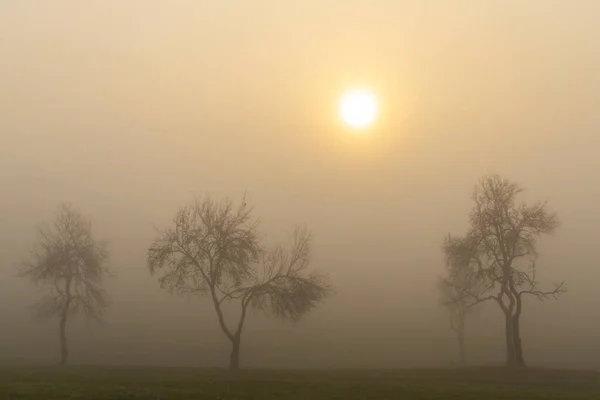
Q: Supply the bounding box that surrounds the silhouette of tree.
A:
[20,204,109,365]
[439,234,484,366]
[447,174,565,367]
[148,196,331,370]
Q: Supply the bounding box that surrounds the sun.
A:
[339,89,378,129]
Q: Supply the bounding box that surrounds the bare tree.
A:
[439,234,482,366]
[147,196,331,370]
[20,204,109,365]
[448,174,565,367]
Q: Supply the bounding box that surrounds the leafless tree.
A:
[20,204,109,365]
[447,174,565,367]
[439,234,484,366]
[147,196,332,370]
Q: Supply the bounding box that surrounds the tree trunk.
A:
[229,335,241,370]
[504,312,516,367]
[59,310,68,365]
[512,293,526,367]
[457,316,466,366]
[509,285,526,367]
[512,315,526,367]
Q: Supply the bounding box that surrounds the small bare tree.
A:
[448,174,565,367]
[148,196,331,370]
[20,204,109,365]
[439,234,483,366]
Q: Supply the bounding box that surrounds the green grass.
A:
[1,366,599,399]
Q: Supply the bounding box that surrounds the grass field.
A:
[1,366,599,399]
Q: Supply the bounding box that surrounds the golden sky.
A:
[1,0,600,367]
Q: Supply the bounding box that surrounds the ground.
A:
[1,366,599,399]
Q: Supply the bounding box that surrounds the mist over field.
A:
[1,1,599,370]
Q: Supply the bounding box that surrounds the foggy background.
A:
[1,1,598,369]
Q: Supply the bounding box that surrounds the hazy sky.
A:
[1,1,600,368]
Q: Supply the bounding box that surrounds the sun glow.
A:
[339,89,378,129]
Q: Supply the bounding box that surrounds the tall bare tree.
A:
[439,234,483,366]
[148,196,331,370]
[20,204,109,365]
[448,174,565,367]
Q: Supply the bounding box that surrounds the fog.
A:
[1,1,599,369]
